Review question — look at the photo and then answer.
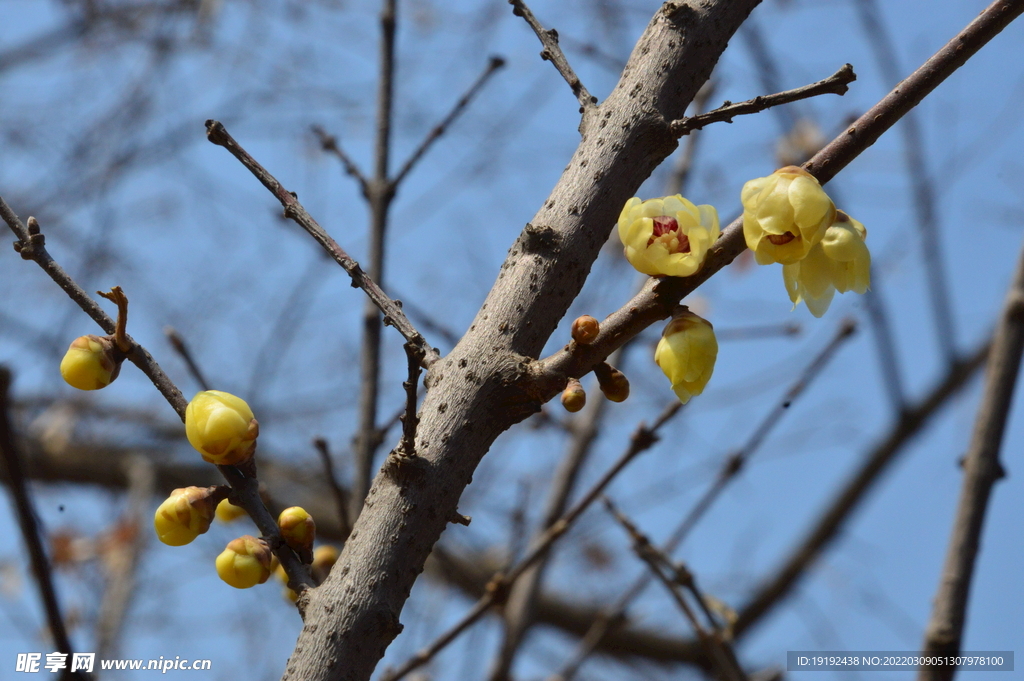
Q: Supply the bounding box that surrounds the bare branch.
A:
[311,125,369,197]
[735,341,990,637]
[164,326,211,392]
[381,401,683,681]
[0,367,79,667]
[604,497,747,681]
[917,239,1024,679]
[716,322,801,342]
[202,121,440,369]
[391,56,507,188]
[665,79,716,196]
[313,437,351,542]
[399,343,424,458]
[670,64,856,137]
[855,0,958,365]
[509,0,596,113]
[552,319,855,680]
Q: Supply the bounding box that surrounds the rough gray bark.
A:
[281,2,762,679]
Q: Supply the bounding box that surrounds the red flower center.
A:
[647,216,691,253]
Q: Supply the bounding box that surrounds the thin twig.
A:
[670,64,856,137]
[1,201,314,595]
[313,437,351,541]
[551,320,855,681]
[917,237,1024,680]
[863,285,906,412]
[855,0,958,366]
[604,497,747,681]
[380,400,683,681]
[508,0,595,112]
[203,121,440,369]
[0,367,81,670]
[399,343,424,457]
[311,125,370,197]
[353,0,399,527]
[164,326,211,391]
[96,285,130,353]
[391,56,506,188]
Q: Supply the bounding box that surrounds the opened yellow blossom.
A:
[654,309,718,404]
[741,166,836,265]
[153,487,220,546]
[60,335,121,390]
[215,499,247,523]
[185,390,259,466]
[278,506,315,554]
[782,211,870,317]
[618,195,720,277]
[215,535,273,589]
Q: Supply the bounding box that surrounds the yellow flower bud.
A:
[153,486,220,546]
[215,499,247,523]
[782,211,870,318]
[59,335,121,391]
[741,166,836,265]
[617,195,720,277]
[311,544,340,583]
[654,309,718,404]
[185,390,259,466]
[561,378,587,413]
[215,535,273,589]
[277,506,315,553]
[571,316,600,345]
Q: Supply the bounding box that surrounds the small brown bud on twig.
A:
[561,378,587,412]
[594,363,630,403]
[571,315,600,345]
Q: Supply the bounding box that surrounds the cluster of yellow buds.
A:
[60,335,122,390]
[618,195,720,277]
[147,390,320,592]
[655,308,718,404]
[742,166,870,316]
[185,390,260,466]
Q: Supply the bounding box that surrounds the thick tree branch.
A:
[669,64,855,137]
[917,239,1024,679]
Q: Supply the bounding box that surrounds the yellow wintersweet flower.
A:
[617,195,720,277]
[782,211,870,318]
[185,390,259,466]
[311,544,340,583]
[654,309,718,404]
[278,506,315,554]
[59,335,121,390]
[215,535,273,589]
[215,499,247,523]
[153,487,219,546]
[741,166,836,265]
